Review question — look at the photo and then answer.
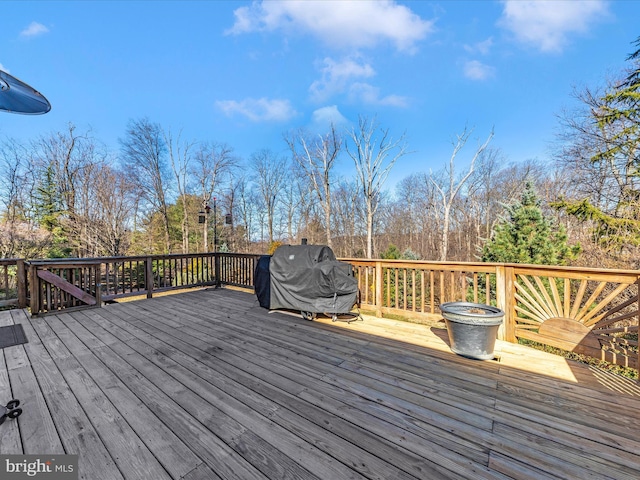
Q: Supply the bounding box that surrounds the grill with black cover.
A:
[254,245,359,321]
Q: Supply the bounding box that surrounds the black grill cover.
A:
[255,245,358,314]
[254,255,271,308]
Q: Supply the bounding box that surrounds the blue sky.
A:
[1,1,639,189]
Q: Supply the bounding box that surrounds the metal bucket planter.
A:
[439,302,504,360]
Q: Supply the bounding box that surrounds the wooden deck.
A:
[1,288,639,480]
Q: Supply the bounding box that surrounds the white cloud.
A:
[226,0,433,53]
[309,105,349,133]
[309,57,375,102]
[349,83,409,107]
[464,37,493,55]
[215,97,297,122]
[499,0,609,53]
[463,60,495,81]
[20,21,49,38]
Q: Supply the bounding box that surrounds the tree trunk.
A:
[324,193,332,248]
[162,207,171,253]
[203,216,208,252]
[440,205,450,261]
[366,206,374,259]
[180,193,189,253]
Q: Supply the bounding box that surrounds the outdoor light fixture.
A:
[198,205,211,224]
[0,69,51,114]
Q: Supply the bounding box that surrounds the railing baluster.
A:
[420,270,425,313]
[384,268,389,308]
[3,265,8,301]
[402,269,407,310]
[411,270,416,312]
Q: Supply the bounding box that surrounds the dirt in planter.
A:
[466,308,488,314]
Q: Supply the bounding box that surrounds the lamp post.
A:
[225,213,233,251]
[200,204,211,252]
[213,197,217,252]
[213,197,221,287]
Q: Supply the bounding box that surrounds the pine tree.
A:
[34,165,72,258]
[382,244,401,259]
[481,182,579,265]
[556,36,640,253]
[597,35,640,154]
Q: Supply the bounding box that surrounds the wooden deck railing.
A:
[2,253,638,372]
[17,253,260,316]
[345,258,639,371]
[0,258,26,309]
[217,252,262,288]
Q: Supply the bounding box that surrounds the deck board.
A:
[16,311,125,480]
[1,287,639,479]
[128,296,501,476]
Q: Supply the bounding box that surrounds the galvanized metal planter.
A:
[439,302,504,360]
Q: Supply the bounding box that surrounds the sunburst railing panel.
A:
[511,268,639,370]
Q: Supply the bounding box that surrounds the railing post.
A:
[495,265,506,340]
[504,266,516,342]
[29,263,40,315]
[495,264,516,342]
[17,259,27,308]
[215,252,221,288]
[375,261,383,317]
[95,265,102,307]
[145,256,153,299]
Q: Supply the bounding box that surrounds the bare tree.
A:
[278,162,308,243]
[236,174,261,251]
[218,174,243,251]
[332,180,366,257]
[346,116,408,259]
[35,124,102,223]
[387,173,429,257]
[250,149,288,245]
[21,124,108,257]
[192,142,235,252]
[165,129,196,253]
[0,138,29,257]
[120,118,172,253]
[430,127,493,261]
[285,124,342,247]
[74,163,136,256]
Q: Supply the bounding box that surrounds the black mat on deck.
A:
[0,324,28,349]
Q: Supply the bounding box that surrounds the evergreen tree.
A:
[598,36,640,154]
[34,165,62,232]
[382,243,401,259]
[401,248,420,260]
[34,165,72,258]
[555,36,640,254]
[481,182,579,265]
